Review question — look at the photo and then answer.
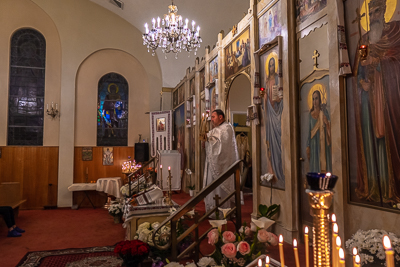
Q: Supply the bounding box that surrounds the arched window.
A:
[8,29,46,146]
[97,73,129,146]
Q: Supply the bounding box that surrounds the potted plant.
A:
[108,201,123,224]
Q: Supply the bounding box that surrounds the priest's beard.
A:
[369,19,384,44]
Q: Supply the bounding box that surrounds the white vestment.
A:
[203,122,239,213]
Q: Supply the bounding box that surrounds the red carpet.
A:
[16,246,120,267]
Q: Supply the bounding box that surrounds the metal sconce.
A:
[46,102,59,118]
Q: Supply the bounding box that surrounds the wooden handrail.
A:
[151,159,242,262]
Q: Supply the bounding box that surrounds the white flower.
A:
[209,219,227,232]
[197,257,216,267]
[251,217,275,229]
[185,263,196,267]
[185,209,195,218]
[169,207,177,214]
[165,262,184,267]
[138,222,151,231]
[151,222,160,230]
[218,208,231,219]
[250,222,257,232]
[138,228,152,242]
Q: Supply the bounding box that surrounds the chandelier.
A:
[142,2,202,59]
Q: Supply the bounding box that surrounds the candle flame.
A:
[160,165,162,168]
[266,256,270,264]
[355,255,360,264]
[353,247,358,256]
[326,172,331,177]
[279,235,283,243]
[305,226,309,234]
[168,166,171,170]
[333,223,338,234]
[339,248,345,260]
[336,236,342,247]
[258,259,262,267]
[293,239,298,247]
[331,214,336,223]
[383,235,392,250]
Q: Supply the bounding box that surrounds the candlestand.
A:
[165,169,173,205]
[307,189,333,267]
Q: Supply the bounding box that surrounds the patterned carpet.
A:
[16,245,121,267]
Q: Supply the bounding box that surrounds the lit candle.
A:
[258,258,262,267]
[192,20,195,31]
[304,226,309,267]
[145,23,149,34]
[265,256,270,267]
[152,18,156,28]
[168,166,171,171]
[185,18,188,28]
[293,239,300,267]
[331,213,336,223]
[333,223,339,267]
[352,247,358,267]
[336,236,342,267]
[160,165,162,169]
[279,235,285,267]
[339,248,345,267]
[157,17,160,28]
[354,255,360,267]
[383,235,395,267]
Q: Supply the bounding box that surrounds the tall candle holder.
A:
[159,165,163,190]
[306,172,338,267]
[164,167,173,205]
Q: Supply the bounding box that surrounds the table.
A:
[96,177,122,198]
[68,183,97,209]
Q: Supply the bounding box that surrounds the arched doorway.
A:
[226,74,252,192]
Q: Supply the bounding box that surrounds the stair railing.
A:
[151,159,242,262]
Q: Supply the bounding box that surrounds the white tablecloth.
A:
[96,177,122,198]
[68,183,97,191]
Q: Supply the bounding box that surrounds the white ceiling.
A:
[90,0,250,87]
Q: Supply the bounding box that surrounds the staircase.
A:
[152,160,243,262]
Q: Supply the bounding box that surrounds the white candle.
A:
[168,166,171,171]
[160,165,162,169]
[336,236,342,267]
[293,239,300,267]
[305,226,309,267]
[279,235,285,267]
[56,103,58,110]
[265,256,270,267]
[339,248,345,267]
[354,255,360,267]
[383,235,395,267]
[258,258,262,267]
[51,102,54,108]
[333,223,339,267]
[352,247,358,267]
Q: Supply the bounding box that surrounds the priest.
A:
[203,109,239,214]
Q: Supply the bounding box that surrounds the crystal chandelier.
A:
[142,2,202,59]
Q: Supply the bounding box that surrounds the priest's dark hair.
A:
[212,109,225,119]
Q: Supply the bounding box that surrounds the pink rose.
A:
[221,243,237,258]
[267,233,279,246]
[222,231,236,243]
[237,241,251,255]
[257,229,271,243]
[207,229,219,245]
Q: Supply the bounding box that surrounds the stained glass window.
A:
[97,73,128,146]
[8,29,46,146]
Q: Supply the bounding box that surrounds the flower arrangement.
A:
[345,229,400,266]
[114,240,150,267]
[207,219,278,267]
[108,201,123,217]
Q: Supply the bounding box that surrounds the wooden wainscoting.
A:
[0,147,59,209]
[73,147,134,208]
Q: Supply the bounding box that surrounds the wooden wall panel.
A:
[73,147,134,208]
[0,147,59,209]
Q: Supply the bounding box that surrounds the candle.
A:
[258,259,262,267]
[279,235,285,267]
[56,103,58,110]
[52,102,54,108]
[265,256,270,267]
[333,223,339,267]
[339,248,345,267]
[293,239,300,267]
[304,226,309,267]
[168,166,171,171]
[383,235,395,267]
[352,247,358,267]
[331,213,336,223]
[354,255,360,267]
[160,165,162,169]
[336,236,342,267]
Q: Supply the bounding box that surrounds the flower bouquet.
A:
[114,240,150,267]
[108,201,123,223]
[207,219,278,267]
[345,229,400,266]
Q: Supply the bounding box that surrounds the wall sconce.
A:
[260,87,265,97]
[358,44,368,61]
[46,102,59,118]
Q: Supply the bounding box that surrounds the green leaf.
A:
[258,204,268,216]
